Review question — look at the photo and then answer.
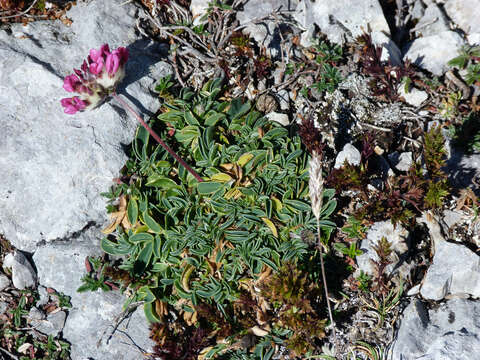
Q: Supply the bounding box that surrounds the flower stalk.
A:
[309,151,337,349]
[112,93,203,182]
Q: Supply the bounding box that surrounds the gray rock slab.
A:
[0,274,10,291]
[443,209,464,230]
[391,298,480,360]
[0,0,172,252]
[413,3,451,37]
[190,0,209,22]
[33,227,154,360]
[398,85,428,107]
[265,112,289,126]
[404,31,465,76]
[27,306,46,323]
[0,301,7,315]
[35,310,67,337]
[294,0,389,44]
[444,0,480,34]
[447,147,480,193]
[3,251,37,290]
[334,143,361,169]
[236,0,299,59]
[420,240,480,300]
[293,0,401,64]
[388,151,413,172]
[356,221,410,277]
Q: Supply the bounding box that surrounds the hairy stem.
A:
[112,93,203,182]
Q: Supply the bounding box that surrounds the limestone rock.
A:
[0,301,7,315]
[391,298,480,359]
[388,152,413,172]
[420,240,480,300]
[356,221,410,277]
[443,209,464,230]
[404,31,465,76]
[0,273,10,291]
[413,3,451,37]
[447,147,480,193]
[398,85,429,107]
[266,112,289,126]
[236,0,299,59]
[293,0,401,64]
[38,310,67,337]
[444,0,480,34]
[33,227,154,360]
[334,144,361,169]
[2,252,36,290]
[294,0,389,44]
[190,0,210,23]
[0,0,172,252]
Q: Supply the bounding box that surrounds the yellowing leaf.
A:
[225,188,242,200]
[134,225,149,234]
[237,153,254,167]
[102,211,124,234]
[101,195,129,234]
[210,172,233,182]
[262,217,278,238]
[182,264,194,292]
[271,196,283,211]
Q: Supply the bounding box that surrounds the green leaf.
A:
[100,237,132,256]
[146,175,178,189]
[135,241,154,273]
[153,235,162,258]
[227,98,251,120]
[127,198,138,226]
[144,302,161,323]
[321,199,337,219]
[205,111,225,126]
[184,110,200,125]
[130,232,154,243]
[175,125,200,144]
[174,279,191,299]
[143,212,163,233]
[197,181,224,194]
[284,199,311,212]
[138,285,156,303]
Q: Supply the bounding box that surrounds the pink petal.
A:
[100,44,110,56]
[89,59,104,75]
[105,53,120,75]
[89,44,110,63]
[63,74,80,92]
[60,97,73,106]
[72,97,87,110]
[117,47,129,64]
[60,97,87,114]
[81,60,88,73]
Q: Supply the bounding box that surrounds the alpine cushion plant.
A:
[60,43,203,182]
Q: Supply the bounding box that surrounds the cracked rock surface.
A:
[390,298,480,360]
[0,0,172,253]
[0,0,171,359]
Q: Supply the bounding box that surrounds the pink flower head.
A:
[60,97,88,115]
[60,43,129,115]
